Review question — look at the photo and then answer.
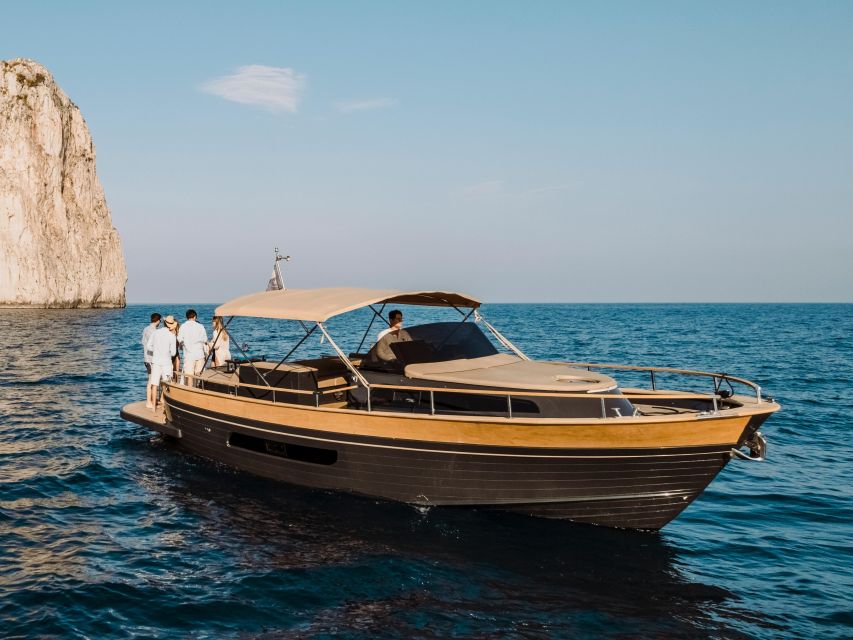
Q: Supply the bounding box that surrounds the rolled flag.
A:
[265,249,288,290]
[266,269,282,291]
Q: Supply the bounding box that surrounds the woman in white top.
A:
[209,316,232,367]
[170,319,181,380]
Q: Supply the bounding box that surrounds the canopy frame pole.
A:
[441,296,478,320]
[317,322,370,391]
[201,315,235,371]
[356,303,387,355]
[443,300,470,318]
[230,328,272,387]
[434,307,475,353]
[370,304,391,326]
[266,322,318,377]
[474,310,530,360]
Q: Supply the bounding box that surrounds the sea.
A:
[0,303,850,639]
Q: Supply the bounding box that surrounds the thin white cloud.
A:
[201,65,306,113]
[335,97,398,114]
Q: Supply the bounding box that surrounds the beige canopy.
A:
[215,287,481,322]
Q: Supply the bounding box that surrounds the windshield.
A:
[405,322,498,362]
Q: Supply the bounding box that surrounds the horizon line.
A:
[125,300,853,305]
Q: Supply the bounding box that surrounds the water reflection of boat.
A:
[152,464,742,637]
[121,287,780,530]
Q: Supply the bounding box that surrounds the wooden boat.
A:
[121,288,779,530]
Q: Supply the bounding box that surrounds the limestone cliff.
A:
[0,58,126,308]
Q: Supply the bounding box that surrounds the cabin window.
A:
[228,432,337,465]
[510,398,540,414]
[433,392,540,415]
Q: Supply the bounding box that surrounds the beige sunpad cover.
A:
[405,354,618,392]
[216,288,480,322]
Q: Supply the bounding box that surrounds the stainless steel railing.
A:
[560,361,765,405]
[169,360,769,420]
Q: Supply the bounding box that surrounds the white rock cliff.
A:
[0,58,126,308]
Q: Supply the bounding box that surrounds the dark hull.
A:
[164,396,761,530]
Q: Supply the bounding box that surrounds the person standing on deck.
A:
[208,316,231,367]
[141,313,161,376]
[146,315,177,410]
[169,318,181,378]
[178,309,208,386]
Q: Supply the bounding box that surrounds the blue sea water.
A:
[0,303,850,639]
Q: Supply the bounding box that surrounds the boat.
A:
[121,287,780,530]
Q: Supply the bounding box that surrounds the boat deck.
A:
[197,368,239,386]
[120,401,182,438]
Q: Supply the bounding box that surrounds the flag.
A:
[266,269,281,291]
[265,249,288,290]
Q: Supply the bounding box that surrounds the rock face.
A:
[0,58,126,308]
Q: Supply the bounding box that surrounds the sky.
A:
[2,1,852,303]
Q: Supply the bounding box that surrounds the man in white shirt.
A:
[374,309,412,362]
[146,315,177,410]
[377,309,404,342]
[141,312,161,376]
[177,308,208,387]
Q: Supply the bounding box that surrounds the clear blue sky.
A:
[3,1,852,302]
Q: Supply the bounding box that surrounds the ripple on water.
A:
[0,304,851,638]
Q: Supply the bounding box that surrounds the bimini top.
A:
[215,287,481,322]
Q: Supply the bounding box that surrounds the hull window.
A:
[228,432,338,465]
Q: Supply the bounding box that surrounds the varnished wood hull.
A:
[157,386,775,530]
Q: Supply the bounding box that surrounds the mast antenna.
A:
[266,247,291,291]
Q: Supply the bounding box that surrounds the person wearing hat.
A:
[145,315,178,410]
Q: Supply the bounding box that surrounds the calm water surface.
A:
[0,304,850,639]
